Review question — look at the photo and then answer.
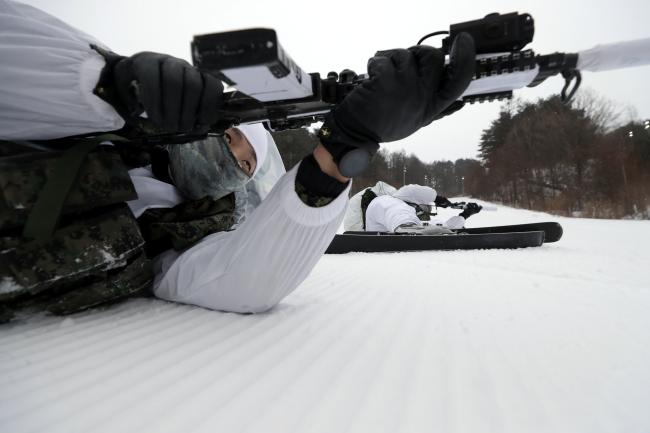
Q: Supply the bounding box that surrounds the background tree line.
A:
[271,92,650,219]
[473,93,650,218]
[271,128,477,197]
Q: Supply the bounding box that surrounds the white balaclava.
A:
[166,123,271,201]
[237,124,268,178]
[392,184,437,204]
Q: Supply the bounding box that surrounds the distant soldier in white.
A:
[345,183,483,234]
[0,0,475,320]
[343,181,397,231]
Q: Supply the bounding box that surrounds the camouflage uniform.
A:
[1,1,348,319]
[0,141,235,322]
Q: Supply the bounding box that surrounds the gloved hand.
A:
[432,100,466,121]
[95,49,223,134]
[459,202,482,219]
[318,33,475,177]
[434,195,453,208]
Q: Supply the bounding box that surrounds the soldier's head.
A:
[166,123,271,201]
[393,184,437,221]
[224,125,268,179]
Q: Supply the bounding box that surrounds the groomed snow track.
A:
[2,204,650,433]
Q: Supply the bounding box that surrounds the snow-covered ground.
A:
[2,201,650,433]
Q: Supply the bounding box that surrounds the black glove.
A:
[460,202,482,219]
[434,195,453,208]
[318,33,475,177]
[432,100,466,121]
[94,48,223,134]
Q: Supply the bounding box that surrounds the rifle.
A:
[191,12,650,132]
[443,202,497,211]
[408,201,496,219]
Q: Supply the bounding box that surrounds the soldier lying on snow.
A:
[345,182,482,235]
[0,0,475,321]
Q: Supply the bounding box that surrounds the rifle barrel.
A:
[577,38,650,73]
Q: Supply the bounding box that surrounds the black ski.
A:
[454,222,563,242]
[325,231,544,254]
[344,222,563,243]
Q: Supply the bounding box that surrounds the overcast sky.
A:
[22,0,650,163]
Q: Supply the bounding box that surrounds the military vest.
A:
[0,140,235,322]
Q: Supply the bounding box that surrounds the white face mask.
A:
[166,134,251,201]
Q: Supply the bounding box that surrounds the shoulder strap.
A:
[360,188,378,230]
[22,134,127,242]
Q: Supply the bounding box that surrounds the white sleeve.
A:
[0,0,124,140]
[444,215,466,230]
[365,195,421,232]
[153,162,351,313]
